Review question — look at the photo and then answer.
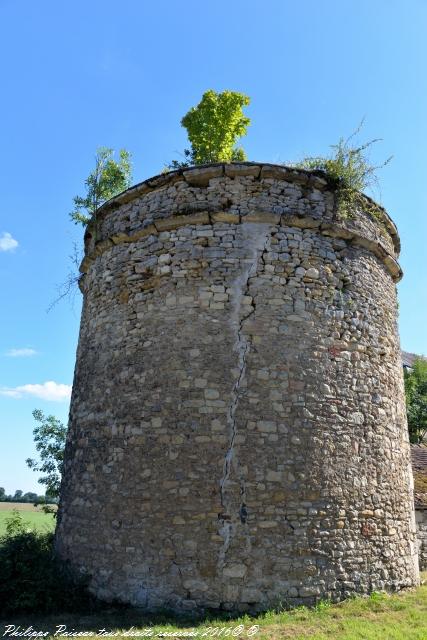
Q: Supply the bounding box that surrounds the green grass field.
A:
[2,574,426,639]
[0,502,56,534]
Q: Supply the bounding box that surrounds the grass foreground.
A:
[1,573,426,640]
[0,502,56,534]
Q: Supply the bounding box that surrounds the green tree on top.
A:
[169,90,251,168]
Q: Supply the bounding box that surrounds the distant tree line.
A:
[0,487,57,504]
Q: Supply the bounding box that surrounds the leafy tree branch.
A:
[70,147,132,226]
[26,409,67,512]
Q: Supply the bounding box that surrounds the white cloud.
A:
[0,232,18,252]
[6,348,38,357]
[0,381,72,402]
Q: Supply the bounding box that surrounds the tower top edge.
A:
[90,162,399,250]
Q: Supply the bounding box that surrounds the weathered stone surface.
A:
[416,510,427,570]
[183,165,224,186]
[225,163,261,178]
[56,162,419,614]
[411,444,427,570]
[154,212,210,231]
[211,211,240,224]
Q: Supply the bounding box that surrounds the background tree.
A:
[70,147,132,225]
[169,90,251,168]
[404,357,427,444]
[0,489,51,503]
[22,491,39,503]
[26,410,67,510]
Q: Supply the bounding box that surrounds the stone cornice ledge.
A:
[80,210,403,283]
[85,162,400,256]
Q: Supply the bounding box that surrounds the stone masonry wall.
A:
[56,163,419,612]
[416,509,427,570]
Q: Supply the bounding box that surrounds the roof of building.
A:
[411,444,427,508]
[402,351,426,369]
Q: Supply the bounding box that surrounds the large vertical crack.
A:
[218,222,271,571]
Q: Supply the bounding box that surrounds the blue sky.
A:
[0,0,426,494]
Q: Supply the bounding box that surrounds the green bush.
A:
[295,122,392,219]
[0,511,98,615]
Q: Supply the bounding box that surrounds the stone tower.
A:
[56,163,419,611]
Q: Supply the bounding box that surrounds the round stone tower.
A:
[56,163,419,611]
